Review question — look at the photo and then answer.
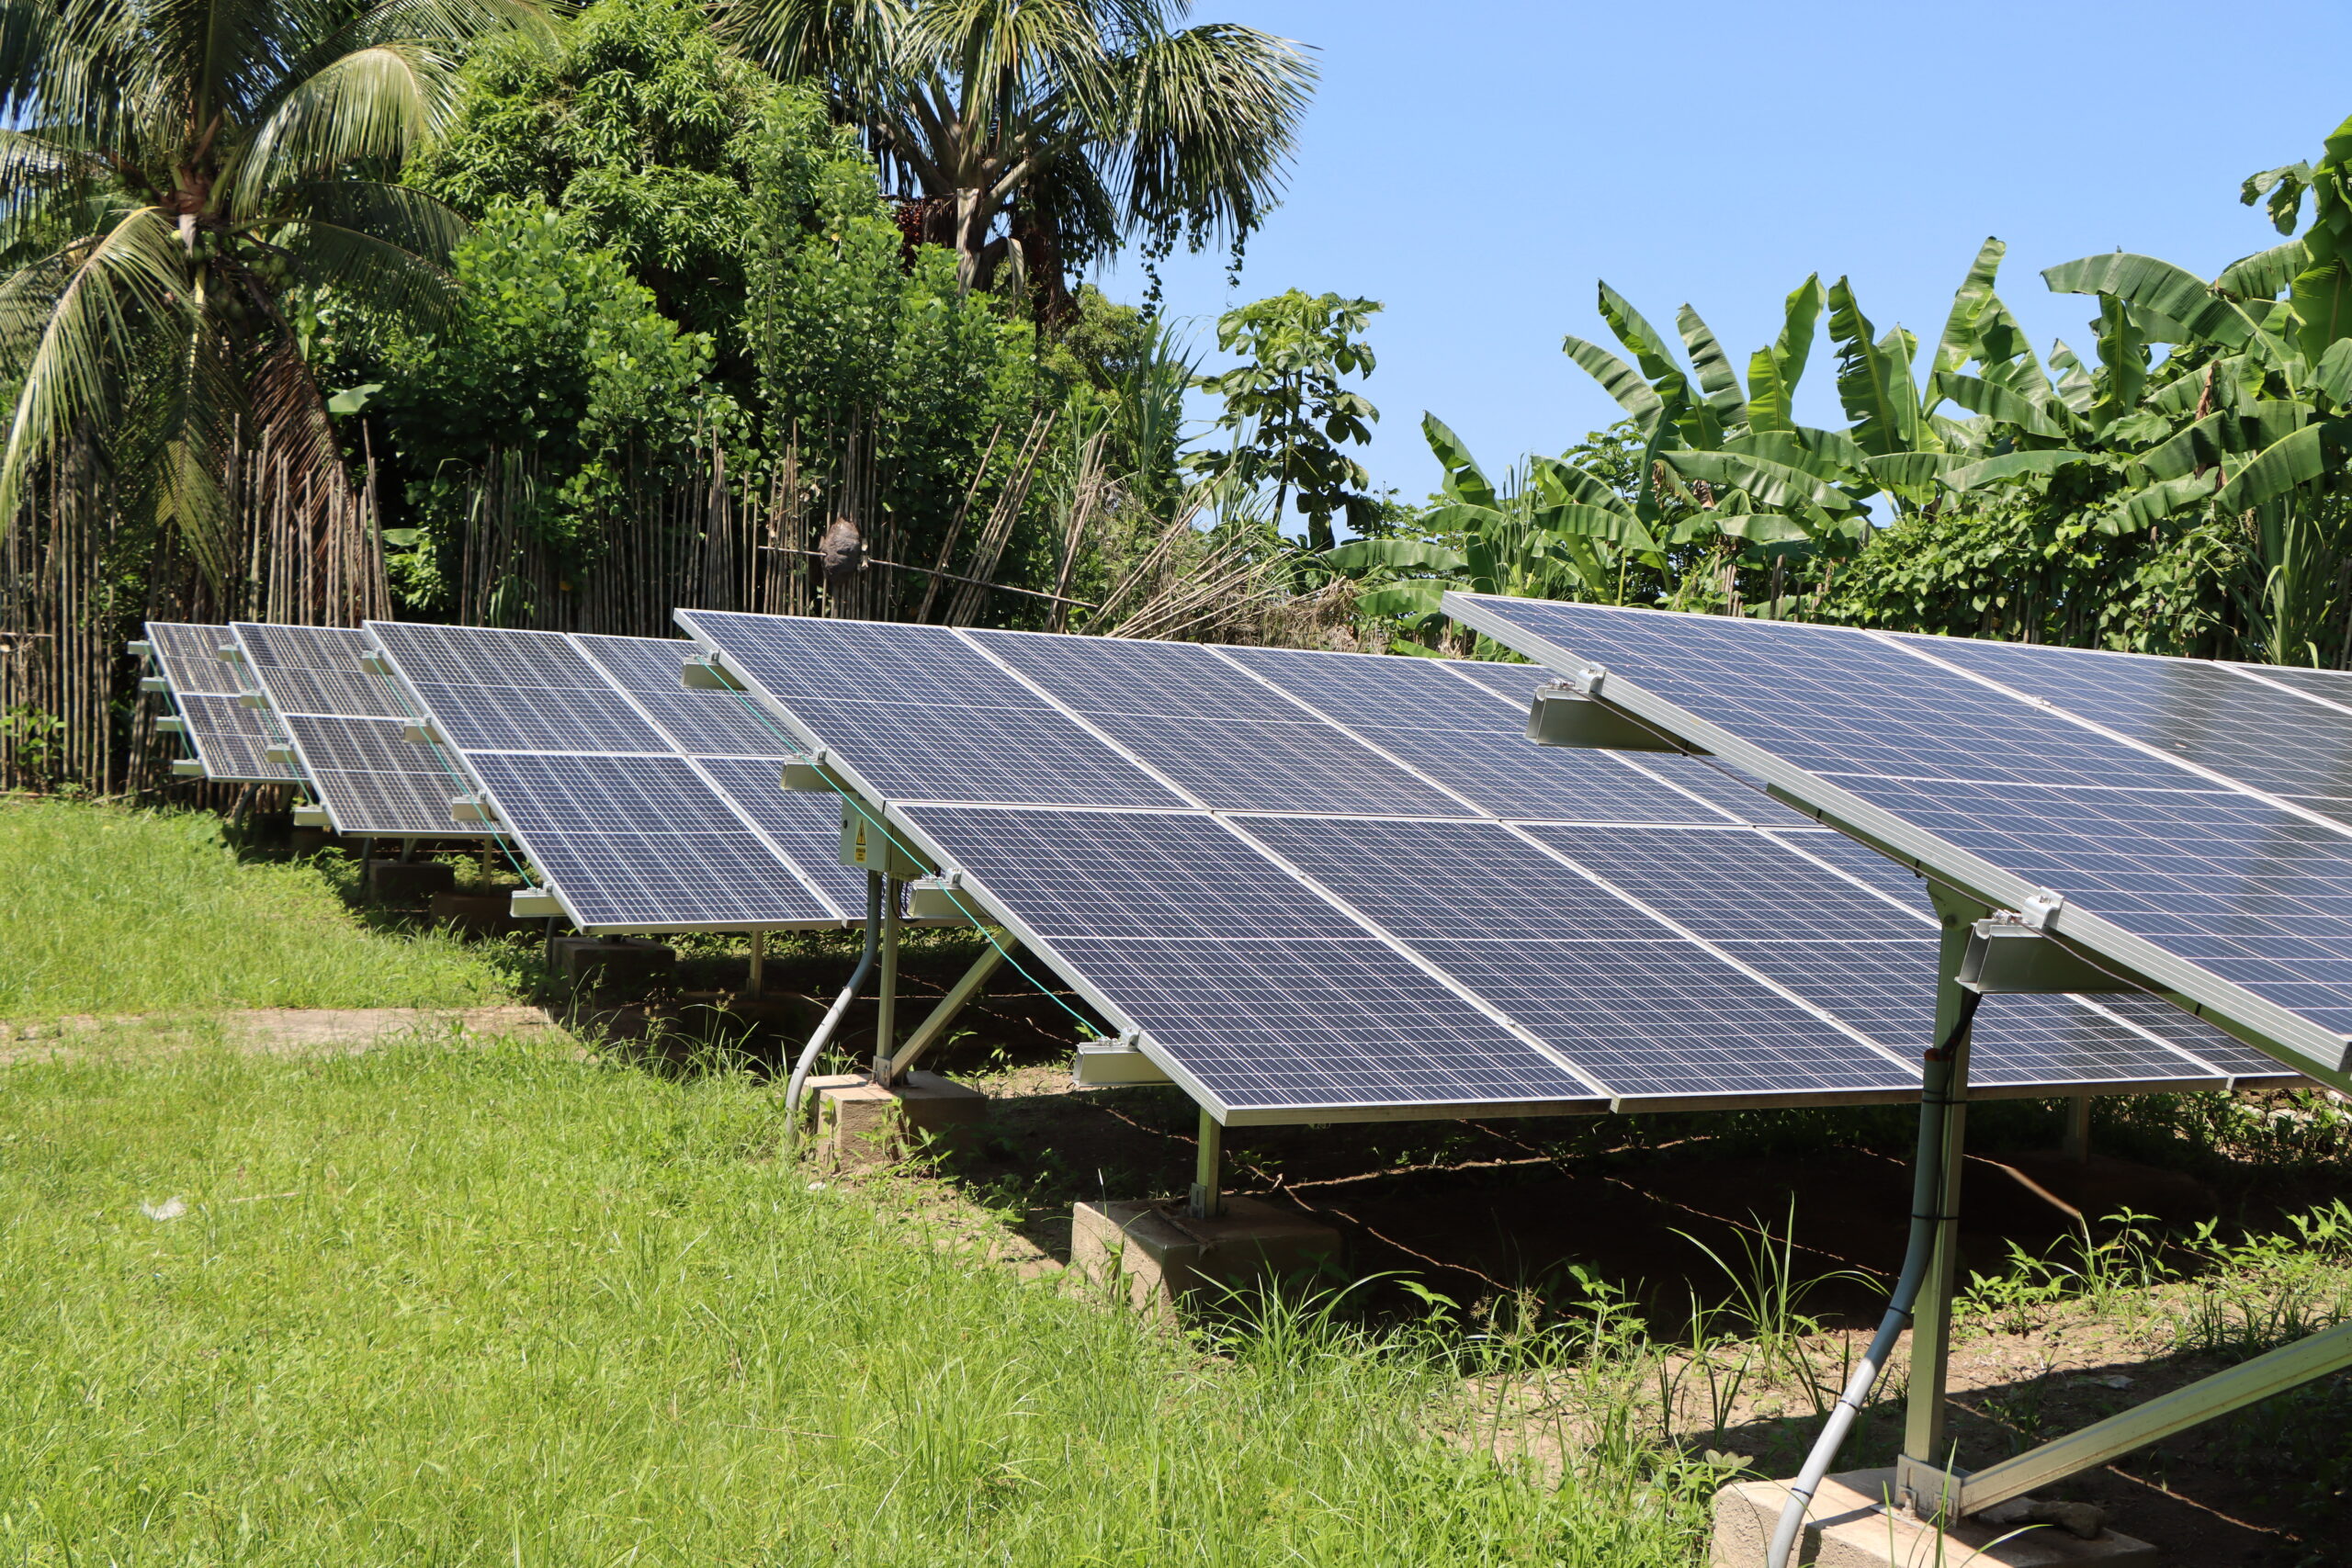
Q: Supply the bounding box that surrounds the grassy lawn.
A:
[0,1039,1713,1566]
[0,800,522,1018]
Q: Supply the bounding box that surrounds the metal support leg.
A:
[1189,1107,1224,1220]
[1902,887,1984,1512]
[400,838,414,863]
[2063,1093,2093,1163]
[879,940,1012,1085]
[871,877,901,1081]
[480,839,492,886]
[748,930,766,997]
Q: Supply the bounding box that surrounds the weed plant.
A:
[0,798,522,1017]
[0,1038,1717,1566]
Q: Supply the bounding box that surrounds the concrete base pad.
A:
[555,936,676,989]
[365,860,455,902]
[808,1071,989,1168]
[1713,1470,2156,1567]
[1071,1196,1343,1314]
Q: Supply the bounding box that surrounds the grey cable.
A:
[1766,989,1979,1568]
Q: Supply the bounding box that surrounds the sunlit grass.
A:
[0,797,520,1017]
[0,1039,1713,1566]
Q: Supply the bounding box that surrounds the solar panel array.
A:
[681,611,2277,1123]
[363,622,859,933]
[1444,594,2352,1085]
[141,621,297,783]
[226,623,495,839]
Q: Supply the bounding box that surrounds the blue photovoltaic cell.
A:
[368,622,670,754]
[467,752,833,929]
[1450,597,2352,1067]
[1900,634,2352,807]
[968,630,1473,816]
[230,622,476,837]
[1455,602,2171,792]
[282,713,476,837]
[572,634,798,759]
[1226,814,1913,1099]
[365,621,848,930]
[894,804,1601,1112]
[144,622,296,782]
[1519,822,2243,1088]
[1436,655,1808,825]
[691,753,867,914]
[232,623,406,718]
[679,610,1186,808]
[1222,645,1733,823]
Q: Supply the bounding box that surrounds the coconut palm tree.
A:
[725,0,1314,319]
[0,0,543,583]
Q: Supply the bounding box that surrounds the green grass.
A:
[0,1040,1713,1566]
[0,798,520,1017]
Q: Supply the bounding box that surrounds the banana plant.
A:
[1328,415,1665,637]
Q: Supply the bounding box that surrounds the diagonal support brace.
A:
[877,940,1013,1085]
[1951,1318,2352,1517]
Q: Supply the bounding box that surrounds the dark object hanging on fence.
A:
[818,515,865,581]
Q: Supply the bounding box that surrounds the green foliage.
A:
[744,105,1041,599]
[1192,290,1384,551]
[368,200,733,611]
[0,799,517,1016]
[407,0,783,372]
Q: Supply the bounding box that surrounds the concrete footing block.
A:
[365,860,456,902]
[1711,1470,2156,1568]
[555,936,675,989]
[1071,1196,1343,1314]
[808,1071,989,1168]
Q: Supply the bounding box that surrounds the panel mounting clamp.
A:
[2018,888,2065,931]
[1571,663,1608,696]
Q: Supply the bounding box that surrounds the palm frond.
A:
[228,42,462,215]
[721,0,909,90]
[272,186,461,330]
[0,205,192,527]
[1114,21,1312,240]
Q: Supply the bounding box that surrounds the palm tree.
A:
[725,0,1314,320]
[0,0,542,587]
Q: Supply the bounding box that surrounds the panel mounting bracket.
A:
[450,794,497,824]
[907,872,968,922]
[401,722,440,747]
[1073,1029,1171,1088]
[780,749,848,792]
[360,650,393,676]
[1959,920,2134,995]
[681,658,745,692]
[1527,679,1695,753]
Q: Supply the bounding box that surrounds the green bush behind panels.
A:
[0,1042,1713,1566]
[0,800,515,1017]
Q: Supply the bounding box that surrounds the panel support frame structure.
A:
[878,940,1014,1086]
[1899,882,1988,1507]
[1464,592,2352,1522]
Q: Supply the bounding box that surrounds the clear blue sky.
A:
[1095,0,2352,504]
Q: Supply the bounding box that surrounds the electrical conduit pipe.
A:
[1766,990,1979,1568]
[784,872,882,1153]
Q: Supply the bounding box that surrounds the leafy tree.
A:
[361,198,732,611]
[723,0,1316,318]
[405,0,777,373]
[743,89,1043,607]
[1190,289,1382,552]
[0,0,541,580]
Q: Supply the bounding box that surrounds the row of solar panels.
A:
[1448,595,2352,1092]
[138,612,2300,1126]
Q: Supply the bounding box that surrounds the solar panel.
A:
[889,804,1606,1118]
[684,611,2277,1122]
[363,622,854,932]
[141,621,297,783]
[673,610,1188,808]
[226,623,489,839]
[1443,594,2352,1085]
